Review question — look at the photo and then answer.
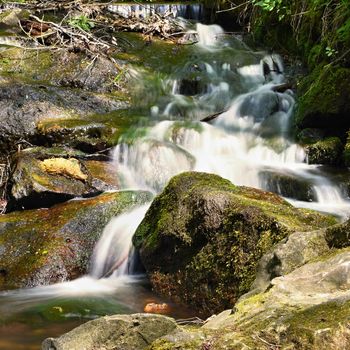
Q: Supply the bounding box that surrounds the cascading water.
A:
[113,23,350,218]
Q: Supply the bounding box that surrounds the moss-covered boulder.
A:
[42,314,177,350]
[133,172,336,314]
[0,190,152,290]
[9,147,99,210]
[305,137,343,165]
[295,67,350,131]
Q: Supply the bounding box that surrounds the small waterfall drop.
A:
[91,204,150,279]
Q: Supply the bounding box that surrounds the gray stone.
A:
[42,314,177,350]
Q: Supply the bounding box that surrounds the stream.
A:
[1,3,350,349]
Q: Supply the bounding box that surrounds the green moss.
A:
[295,66,350,130]
[134,172,335,314]
[304,137,343,165]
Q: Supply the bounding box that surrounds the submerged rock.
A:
[42,313,177,350]
[133,172,336,314]
[0,190,152,290]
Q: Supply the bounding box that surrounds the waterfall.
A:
[91,204,150,279]
[2,21,349,319]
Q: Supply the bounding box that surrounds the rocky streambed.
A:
[0,2,350,350]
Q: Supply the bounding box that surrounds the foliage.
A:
[67,15,95,32]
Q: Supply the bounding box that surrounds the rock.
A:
[133,172,336,314]
[239,91,279,121]
[34,119,114,154]
[305,137,343,165]
[0,9,28,33]
[295,67,350,131]
[144,303,170,314]
[42,313,177,350]
[0,190,152,290]
[0,83,125,154]
[297,128,325,144]
[9,147,98,210]
[325,218,350,249]
[258,170,316,202]
[198,250,350,349]
[246,229,330,296]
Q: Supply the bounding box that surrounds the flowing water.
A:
[1,4,350,349]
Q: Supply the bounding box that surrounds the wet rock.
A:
[239,91,279,121]
[0,190,152,290]
[34,120,114,154]
[42,313,177,350]
[9,147,98,210]
[305,137,343,165]
[259,170,316,202]
[133,172,336,314]
[0,83,125,154]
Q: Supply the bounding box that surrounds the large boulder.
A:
[0,190,152,290]
[42,314,177,350]
[133,172,336,314]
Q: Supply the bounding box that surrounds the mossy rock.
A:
[325,218,350,249]
[35,119,115,154]
[0,190,152,290]
[133,172,336,314]
[9,147,98,210]
[295,67,350,131]
[305,137,343,166]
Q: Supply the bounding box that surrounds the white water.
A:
[113,23,350,219]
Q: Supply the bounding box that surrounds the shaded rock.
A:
[343,129,350,167]
[9,147,98,210]
[259,170,316,202]
[325,218,350,249]
[42,313,177,350]
[297,128,325,144]
[295,67,350,131]
[0,190,152,290]
[133,172,336,314]
[305,137,343,165]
